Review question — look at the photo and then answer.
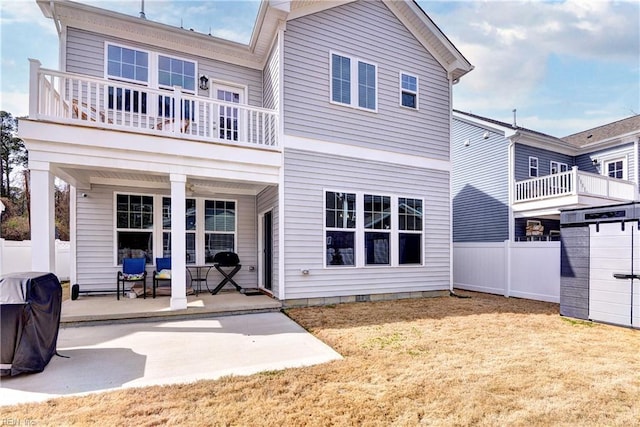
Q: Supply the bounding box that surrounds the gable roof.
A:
[562,115,640,148]
[38,0,473,78]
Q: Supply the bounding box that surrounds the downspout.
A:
[635,136,639,201]
[448,75,454,294]
[506,137,516,298]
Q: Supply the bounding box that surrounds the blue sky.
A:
[1,0,638,137]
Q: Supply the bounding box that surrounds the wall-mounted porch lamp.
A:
[592,158,599,166]
[199,74,209,91]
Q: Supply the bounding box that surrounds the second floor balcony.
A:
[513,166,637,213]
[28,59,279,150]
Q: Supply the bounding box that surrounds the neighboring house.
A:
[20,0,472,309]
[452,111,640,243]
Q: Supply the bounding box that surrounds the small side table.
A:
[187,265,213,295]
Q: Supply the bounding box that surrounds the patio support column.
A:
[170,173,188,310]
[29,161,56,272]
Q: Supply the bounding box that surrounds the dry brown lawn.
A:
[3,291,639,426]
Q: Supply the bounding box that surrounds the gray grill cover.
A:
[1,272,62,376]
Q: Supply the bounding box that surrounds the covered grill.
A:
[1,272,62,376]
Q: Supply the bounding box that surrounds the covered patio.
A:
[61,290,281,324]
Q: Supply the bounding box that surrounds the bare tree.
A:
[0,111,27,199]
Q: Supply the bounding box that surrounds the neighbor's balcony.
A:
[514,166,637,210]
[28,59,279,149]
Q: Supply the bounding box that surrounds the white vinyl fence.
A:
[453,240,560,303]
[0,239,70,281]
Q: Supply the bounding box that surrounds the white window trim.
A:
[399,71,419,110]
[529,156,539,178]
[104,42,151,86]
[113,191,156,266]
[328,50,378,113]
[603,157,628,180]
[211,81,248,142]
[323,190,424,268]
[323,189,358,269]
[550,161,568,174]
[157,52,198,94]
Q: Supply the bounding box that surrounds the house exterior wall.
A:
[281,148,451,300]
[575,142,636,182]
[514,143,574,181]
[262,35,279,110]
[257,185,279,296]
[452,118,509,242]
[282,0,451,159]
[65,27,264,106]
[75,185,259,292]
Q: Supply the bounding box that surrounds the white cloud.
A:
[421,0,640,135]
[0,91,29,117]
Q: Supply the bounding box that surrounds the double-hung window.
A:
[204,200,236,263]
[364,195,391,265]
[398,198,423,264]
[162,197,196,264]
[400,73,418,109]
[550,161,568,174]
[330,53,377,111]
[529,157,539,177]
[106,44,149,114]
[157,55,196,120]
[325,192,356,266]
[116,194,153,264]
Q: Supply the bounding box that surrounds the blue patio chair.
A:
[153,257,172,298]
[117,258,147,300]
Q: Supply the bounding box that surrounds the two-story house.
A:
[452,111,640,244]
[20,0,473,310]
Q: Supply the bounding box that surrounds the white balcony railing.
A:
[514,166,637,203]
[28,59,279,148]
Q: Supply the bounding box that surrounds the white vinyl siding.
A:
[283,0,451,158]
[67,28,263,106]
[284,149,450,300]
[75,185,258,292]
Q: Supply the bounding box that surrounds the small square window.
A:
[400,73,418,109]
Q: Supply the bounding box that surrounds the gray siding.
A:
[575,142,636,182]
[66,28,263,106]
[282,0,451,159]
[514,144,574,181]
[76,185,258,292]
[282,148,450,300]
[560,226,590,320]
[257,185,279,296]
[263,36,279,110]
[452,119,509,242]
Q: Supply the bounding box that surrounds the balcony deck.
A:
[28,59,279,149]
[513,166,637,214]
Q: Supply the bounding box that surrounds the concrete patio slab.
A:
[0,312,342,406]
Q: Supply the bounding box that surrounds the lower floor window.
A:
[205,234,235,263]
[324,191,424,267]
[326,230,355,266]
[117,231,152,264]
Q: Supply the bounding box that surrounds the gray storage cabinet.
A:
[561,203,640,328]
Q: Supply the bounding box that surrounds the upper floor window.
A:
[550,161,568,174]
[529,157,538,177]
[158,55,196,92]
[606,159,625,179]
[400,73,418,109]
[107,44,148,83]
[330,52,377,111]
